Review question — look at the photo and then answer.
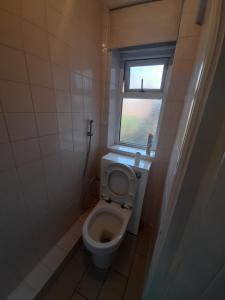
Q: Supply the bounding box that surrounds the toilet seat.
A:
[101,163,137,207]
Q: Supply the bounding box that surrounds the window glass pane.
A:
[120,98,162,147]
[129,64,164,90]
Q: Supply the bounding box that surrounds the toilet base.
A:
[92,252,115,269]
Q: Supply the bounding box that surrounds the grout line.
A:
[68,251,92,300]
[110,267,129,280]
[72,289,89,300]
[19,21,55,261]
[121,234,140,300]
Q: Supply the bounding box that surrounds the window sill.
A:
[108,144,156,161]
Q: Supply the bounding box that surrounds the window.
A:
[118,58,168,150]
[120,98,162,147]
[129,65,164,90]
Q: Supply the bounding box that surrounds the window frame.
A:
[116,57,169,150]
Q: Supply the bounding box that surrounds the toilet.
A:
[82,162,137,269]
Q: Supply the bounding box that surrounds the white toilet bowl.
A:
[82,200,132,269]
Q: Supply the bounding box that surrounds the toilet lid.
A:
[101,163,137,206]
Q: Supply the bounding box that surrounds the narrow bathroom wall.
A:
[0,0,103,298]
[161,0,223,224]
[142,0,202,228]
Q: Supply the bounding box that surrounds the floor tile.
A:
[77,264,108,300]
[113,233,137,277]
[71,292,87,300]
[136,224,153,257]
[42,246,90,300]
[98,270,127,300]
[123,254,147,300]
[40,224,153,300]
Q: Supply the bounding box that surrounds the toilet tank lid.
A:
[102,153,151,172]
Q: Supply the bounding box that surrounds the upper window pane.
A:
[129,64,164,90]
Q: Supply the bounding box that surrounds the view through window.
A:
[120,98,162,147]
[119,59,166,149]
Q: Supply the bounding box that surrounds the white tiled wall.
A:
[0,0,103,298]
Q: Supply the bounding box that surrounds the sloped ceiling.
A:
[104,0,153,9]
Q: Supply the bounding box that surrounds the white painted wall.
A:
[109,0,182,48]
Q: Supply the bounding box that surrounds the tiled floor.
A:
[39,224,153,300]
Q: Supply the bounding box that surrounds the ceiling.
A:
[104,0,153,10]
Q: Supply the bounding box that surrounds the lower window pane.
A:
[120,98,162,147]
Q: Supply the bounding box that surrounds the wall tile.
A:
[46,6,73,45]
[12,138,41,166]
[1,0,103,297]
[0,45,28,83]
[42,246,66,272]
[0,0,21,15]
[25,263,52,292]
[73,130,86,153]
[5,113,37,141]
[68,221,82,237]
[26,54,53,88]
[0,10,23,49]
[0,113,9,143]
[22,21,49,60]
[0,143,14,171]
[0,80,33,113]
[57,113,72,133]
[22,0,46,28]
[71,95,84,113]
[31,86,56,112]
[7,281,36,300]
[70,72,83,93]
[57,232,78,253]
[47,0,72,16]
[36,113,58,136]
[69,44,85,74]
[49,35,70,68]
[18,161,49,218]
[59,131,73,152]
[52,64,70,90]
[72,113,86,131]
[39,134,60,156]
[55,90,71,112]
[46,6,64,39]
